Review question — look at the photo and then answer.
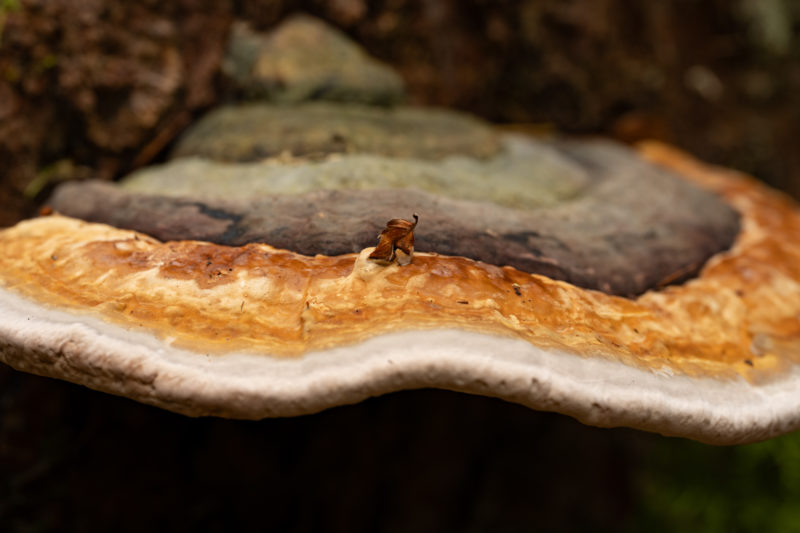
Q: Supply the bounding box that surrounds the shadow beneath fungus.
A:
[3,367,800,532]
[1,368,642,533]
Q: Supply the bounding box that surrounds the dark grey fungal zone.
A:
[49,139,739,296]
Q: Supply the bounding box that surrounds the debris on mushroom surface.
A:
[368,214,418,265]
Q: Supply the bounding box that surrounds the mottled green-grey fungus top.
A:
[127,135,588,209]
[171,102,502,162]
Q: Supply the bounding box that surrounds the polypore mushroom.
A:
[0,142,799,445]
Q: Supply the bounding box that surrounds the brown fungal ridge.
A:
[84,238,355,291]
[49,139,740,297]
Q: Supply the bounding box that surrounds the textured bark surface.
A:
[0,0,231,225]
[49,140,740,296]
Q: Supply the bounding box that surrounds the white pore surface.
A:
[1,286,799,444]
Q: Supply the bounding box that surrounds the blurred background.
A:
[1,1,800,531]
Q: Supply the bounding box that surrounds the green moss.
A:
[737,0,794,55]
[35,53,58,72]
[0,0,21,47]
[632,431,800,533]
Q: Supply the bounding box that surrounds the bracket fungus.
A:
[1,141,799,445]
